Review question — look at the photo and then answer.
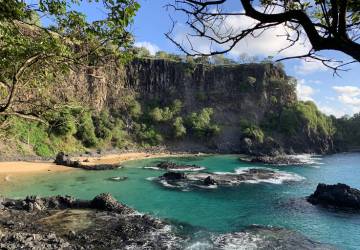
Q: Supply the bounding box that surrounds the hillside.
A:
[0,58,343,157]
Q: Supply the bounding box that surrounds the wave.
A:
[143,166,206,172]
[285,154,323,167]
[184,226,336,250]
[153,167,305,191]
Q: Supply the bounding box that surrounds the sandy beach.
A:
[0,151,196,177]
[72,152,183,166]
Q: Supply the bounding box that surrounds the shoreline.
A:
[0,151,204,179]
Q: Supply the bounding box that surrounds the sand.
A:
[0,151,197,175]
[72,152,179,166]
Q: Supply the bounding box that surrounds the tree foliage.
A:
[186,107,220,138]
[279,101,335,137]
[0,0,139,119]
[167,0,360,71]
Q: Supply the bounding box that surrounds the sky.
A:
[29,0,360,118]
[131,0,360,118]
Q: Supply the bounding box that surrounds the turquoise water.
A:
[2,153,360,249]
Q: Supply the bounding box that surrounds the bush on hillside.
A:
[186,107,220,138]
[279,101,335,137]
[48,109,77,137]
[173,117,186,138]
[76,111,98,147]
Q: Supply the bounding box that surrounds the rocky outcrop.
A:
[157,168,304,189]
[162,172,186,180]
[54,152,120,170]
[147,161,205,171]
[249,155,305,165]
[307,183,360,209]
[0,194,182,249]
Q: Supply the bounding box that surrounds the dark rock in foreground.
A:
[55,152,120,170]
[307,183,360,209]
[0,194,181,249]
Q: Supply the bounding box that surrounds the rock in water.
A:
[152,161,205,171]
[307,183,360,209]
[203,176,217,186]
[90,193,129,213]
[162,172,186,180]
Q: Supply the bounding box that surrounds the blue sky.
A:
[30,0,360,117]
[131,0,360,118]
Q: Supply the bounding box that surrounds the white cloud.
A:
[296,79,316,101]
[318,105,348,118]
[171,9,311,58]
[134,41,160,55]
[294,60,327,75]
[333,85,360,106]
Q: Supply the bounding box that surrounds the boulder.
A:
[155,161,204,171]
[54,152,119,170]
[90,193,128,213]
[162,172,186,180]
[307,183,360,209]
[54,152,71,166]
[203,176,217,186]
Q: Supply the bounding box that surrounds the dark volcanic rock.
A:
[162,172,186,180]
[155,168,303,190]
[54,152,120,170]
[250,155,303,165]
[203,176,217,186]
[153,161,205,171]
[0,194,182,249]
[90,193,130,213]
[0,232,71,249]
[307,183,360,209]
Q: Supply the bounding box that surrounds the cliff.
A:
[123,59,296,152]
[53,58,334,154]
[2,57,335,157]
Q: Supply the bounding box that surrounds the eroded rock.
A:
[307,183,360,209]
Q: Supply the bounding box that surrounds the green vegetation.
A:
[278,101,335,137]
[149,100,182,123]
[333,113,360,148]
[0,0,139,120]
[173,117,187,138]
[186,108,220,139]
[240,120,265,144]
[134,123,163,147]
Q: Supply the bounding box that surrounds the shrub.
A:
[149,100,183,123]
[173,117,186,138]
[93,110,113,141]
[242,125,265,144]
[186,107,220,138]
[111,119,131,148]
[7,117,55,157]
[279,101,335,137]
[134,123,163,146]
[48,109,77,137]
[76,111,98,147]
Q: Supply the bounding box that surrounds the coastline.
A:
[0,151,203,181]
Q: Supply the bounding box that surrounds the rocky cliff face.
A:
[123,59,296,152]
[55,58,333,154]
